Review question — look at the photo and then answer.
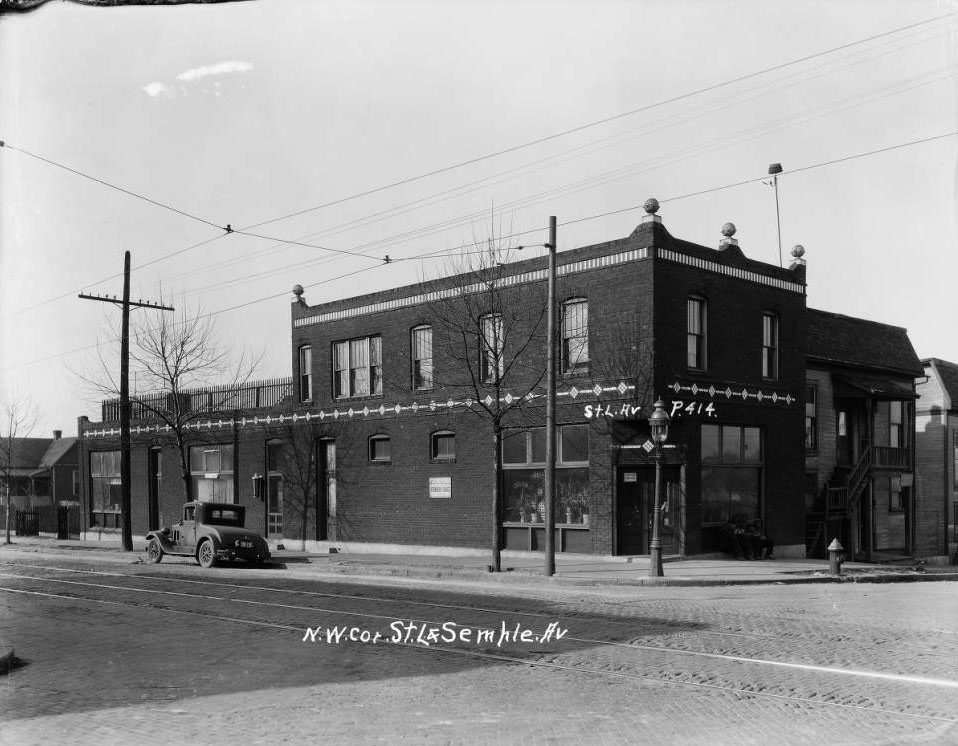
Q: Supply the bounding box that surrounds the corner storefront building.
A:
[80,202,895,559]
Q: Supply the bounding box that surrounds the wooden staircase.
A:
[805,448,872,558]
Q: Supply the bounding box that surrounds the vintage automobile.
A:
[145,502,271,568]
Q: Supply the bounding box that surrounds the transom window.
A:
[333,336,382,399]
[762,313,779,379]
[369,434,391,462]
[411,325,433,390]
[687,297,707,370]
[431,431,455,460]
[562,299,589,371]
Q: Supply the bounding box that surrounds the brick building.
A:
[915,357,958,560]
[79,202,814,558]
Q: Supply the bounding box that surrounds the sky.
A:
[1,0,956,438]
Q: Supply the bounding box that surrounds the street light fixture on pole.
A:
[648,398,670,577]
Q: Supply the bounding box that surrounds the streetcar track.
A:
[2,569,956,690]
[1,582,955,726]
[0,561,775,639]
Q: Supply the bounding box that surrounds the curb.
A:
[301,561,958,587]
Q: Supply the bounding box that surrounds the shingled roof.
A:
[807,308,923,377]
[923,358,958,410]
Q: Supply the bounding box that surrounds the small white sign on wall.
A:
[429,477,452,499]
[624,472,638,483]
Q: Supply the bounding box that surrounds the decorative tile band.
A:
[657,250,805,294]
[82,382,640,438]
[294,248,650,327]
[669,380,797,406]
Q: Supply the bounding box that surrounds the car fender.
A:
[145,530,178,554]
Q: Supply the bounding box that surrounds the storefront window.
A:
[502,425,589,524]
[701,424,763,525]
[90,450,121,527]
[190,445,235,503]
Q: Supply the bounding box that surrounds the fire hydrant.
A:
[827,538,844,576]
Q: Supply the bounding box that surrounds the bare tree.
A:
[84,304,261,502]
[427,239,550,572]
[0,396,38,544]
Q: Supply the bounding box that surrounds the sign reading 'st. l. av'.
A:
[584,399,718,420]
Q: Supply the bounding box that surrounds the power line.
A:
[0,142,228,232]
[5,15,951,317]
[237,12,955,231]
[3,130,954,373]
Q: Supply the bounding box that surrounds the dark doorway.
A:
[616,466,681,555]
[147,447,161,531]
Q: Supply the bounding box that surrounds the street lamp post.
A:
[648,398,670,577]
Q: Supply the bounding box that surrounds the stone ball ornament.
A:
[791,244,805,258]
[643,198,660,215]
[292,284,304,297]
[721,222,737,238]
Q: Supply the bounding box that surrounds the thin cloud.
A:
[177,61,254,82]
[142,81,174,98]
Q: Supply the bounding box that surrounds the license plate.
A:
[236,540,252,548]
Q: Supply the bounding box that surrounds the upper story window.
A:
[804,383,817,451]
[333,335,382,399]
[411,325,433,390]
[889,400,904,449]
[298,345,313,402]
[562,299,589,372]
[480,313,504,383]
[369,434,391,462]
[431,431,455,461]
[687,297,707,370]
[762,313,779,379]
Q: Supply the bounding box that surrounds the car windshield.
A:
[206,507,244,526]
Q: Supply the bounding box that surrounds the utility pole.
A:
[80,251,173,551]
[544,216,557,577]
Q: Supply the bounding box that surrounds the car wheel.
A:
[197,540,217,569]
[146,539,163,564]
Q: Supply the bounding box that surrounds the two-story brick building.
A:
[79,201,934,562]
[78,201,812,558]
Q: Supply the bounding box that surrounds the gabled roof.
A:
[922,358,958,410]
[806,308,923,378]
[1,438,52,469]
[38,437,77,470]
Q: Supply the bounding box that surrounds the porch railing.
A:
[101,377,293,422]
[872,445,910,469]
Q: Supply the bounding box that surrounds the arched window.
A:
[431,430,455,460]
[411,325,433,390]
[561,298,589,371]
[369,434,391,462]
[298,345,313,401]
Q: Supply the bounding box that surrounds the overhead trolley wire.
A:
[2,13,951,317]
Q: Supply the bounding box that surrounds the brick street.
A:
[1,550,956,746]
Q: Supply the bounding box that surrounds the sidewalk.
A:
[3,535,956,587]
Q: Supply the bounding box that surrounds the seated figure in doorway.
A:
[743,522,775,559]
[718,522,748,559]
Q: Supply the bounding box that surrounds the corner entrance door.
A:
[616,466,681,556]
